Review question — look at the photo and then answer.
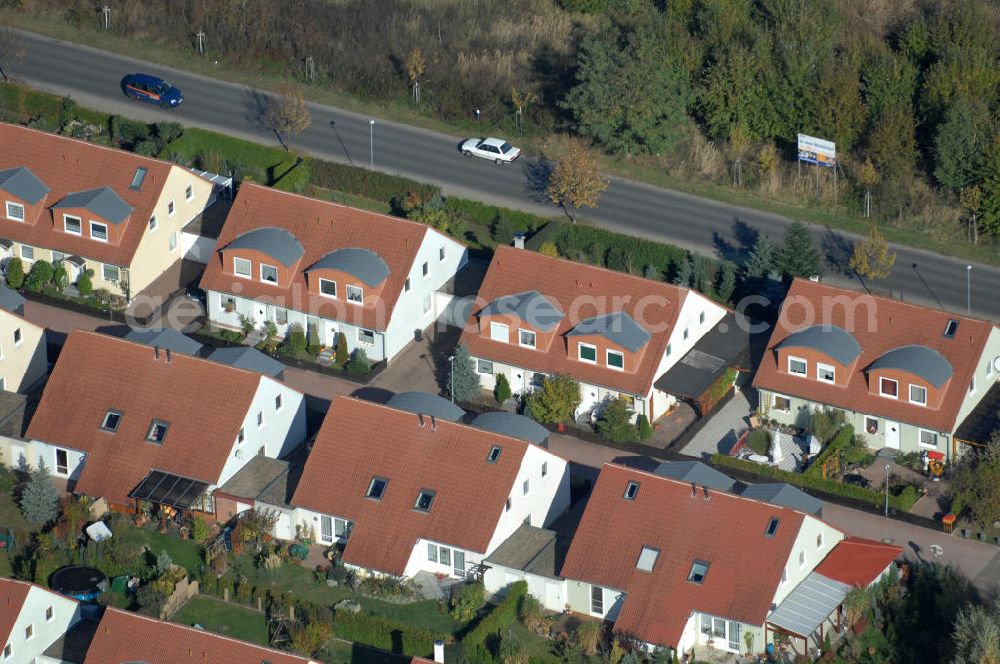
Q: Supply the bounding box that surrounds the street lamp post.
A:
[368,119,375,170]
[967,264,972,314]
[448,355,455,403]
[884,463,890,518]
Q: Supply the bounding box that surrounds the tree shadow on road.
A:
[522,157,553,205]
[713,218,760,264]
[822,228,854,274]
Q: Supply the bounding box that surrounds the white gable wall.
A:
[770,515,844,606]
[3,584,81,664]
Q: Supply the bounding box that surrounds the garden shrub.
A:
[450,581,486,621]
[463,581,527,649]
[443,197,546,235]
[574,621,602,655]
[495,373,512,405]
[332,610,444,657]
[804,425,856,478]
[76,270,93,296]
[311,159,438,202]
[347,348,372,374]
[24,260,53,292]
[553,224,689,280]
[748,429,771,456]
[5,257,24,290]
[306,322,321,355]
[335,332,349,366]
[518,594,545,633]
[636,414,653,440]
[285,322,307,354]
[595,397,639,443]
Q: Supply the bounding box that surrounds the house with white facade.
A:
[0,123,216,301]
[460,245,739,423]
[199,182,467,362]
[0,577,82,664]
[553,463,899,659]
[285,396,570,579]
[754,279,1000,460]
[17,330,306,516]
[0,286,47,393]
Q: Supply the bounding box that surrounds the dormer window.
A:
[366,476,388,500]
[487,445,502,463]
[146,420,169,444]
[879,377,898,399]
[788,356,807,376]
[130,167,147,190]
[944,319,958,338]
[607,350,624,370]
[687,560,709,584]
[765,517,779,537]
[5,201,24,222]
[260,264,278,283]
[489,322,509,343]
[347,285,363,304]
[233,257,251,279]
[414,489,436,512]
[64,215,82,235]
[816,363,835,384]
[319,278,337,298]
[636,546,659,572]
[90,221,108,242]
[101,410,123,432]
[909,384,927,406]
[578,343,597,364]
[624,481,640,500]
[518,329,536,349]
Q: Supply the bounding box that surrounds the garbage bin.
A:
[414,329,422,342]
[111,576,128,593]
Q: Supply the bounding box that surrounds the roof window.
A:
[636,546,659,572]
[487,445,502,463]
[688,560,709,584]
[765,516,780,538]
[130,167,147,191]
[145,420,169,444]
[624,481,640,500]
[944,319,959,338]
[101,410,123,433]
[366,477,388,500]
[414,489,436,512]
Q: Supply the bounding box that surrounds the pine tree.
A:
[980,134,1000,237]
[673,258,693,286]
[449,344,481,403]
[716,262,737,302]
[20,459,59,526]
[933,97,990,192]
[780,222,824,281]
[743,235,775,279]
[494,373,512,405]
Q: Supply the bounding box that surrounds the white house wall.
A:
[652,291,728,385]
[770,516,844,607]
[3,584,82,664]
[180,231,216,264]
[7,435,87,482]
[954,325,1000,431]
[483,564,566,612]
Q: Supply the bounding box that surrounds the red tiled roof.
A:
[815,537,901,587]
[83,608,314,664]
[754,279,994,432]
[0,123,174,267]
[25,331,264,506]
[291,397,533,575]
[199,182,432,331]
[0,578,31,648]
[561,464,814,647]
[460,245,688,396]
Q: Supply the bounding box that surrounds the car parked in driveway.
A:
[460,137,521,164]
[121,73,183,108]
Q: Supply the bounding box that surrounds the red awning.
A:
[926,451,945,461]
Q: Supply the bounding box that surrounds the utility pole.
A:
[967,265,972,314]
[304,56,315,83]
[448,355,455,403]
[196,31,206,55]
[100,6,111,30]
[368,120,375,170]
[884,464,890,518]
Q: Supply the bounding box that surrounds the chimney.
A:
[703,485,710,501]
[166,348,172,364]
[513,232,525,249]
[690,482,696,498]
[154,346,160,360]
[434,639,445,664]
[430,415,437,431]
[418,413,425,428]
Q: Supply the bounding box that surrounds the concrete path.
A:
[680,388,754,460]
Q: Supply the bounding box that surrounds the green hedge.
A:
[803,425,855,479]
[462,580,527,649]
[332,610,445,657]
[269,156,312,193]
[311,159,438,202]
[553,224,689,279]
[442,197,548,234]
[710,454,919,512]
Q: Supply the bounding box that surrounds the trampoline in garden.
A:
[50,565,108,602]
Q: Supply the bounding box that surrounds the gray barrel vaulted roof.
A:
[567,311,651,352]
[225,226,305,267]
[740,482,823,517]
[307,247,390,287]
[479,290,564,331]
[653,460,736,492]
[387,391,466,422]
[868,344,954,388]
[472,411,550,447]
[777,325,862,366]
[0,166,50,204]
[208,346,286,378]
[52,186,133,224]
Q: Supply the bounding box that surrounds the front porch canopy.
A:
[767,571,850,640]
[129,469,210,510]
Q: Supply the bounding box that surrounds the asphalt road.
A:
[11,30,1000,320]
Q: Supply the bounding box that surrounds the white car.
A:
[460,137,521,164]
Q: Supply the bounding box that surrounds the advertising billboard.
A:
[797,134,836,168]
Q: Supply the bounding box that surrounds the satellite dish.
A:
[994,356,1000,372]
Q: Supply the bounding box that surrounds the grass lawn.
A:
[132,528,202,574]
[310,186,392,214]
[0,484,33,545]
[171,594,270,645]
[359,597,463,635]
[319,639,412,664]
[231,554,353,606]
[162,128,291,172]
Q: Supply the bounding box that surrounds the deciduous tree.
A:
[849,225,896,283]
[933,97,990,192]
[406,47,425,105]
[950,430,1000,528]
[857,157,880,218]
[265,86,311,151]
[548,142,608,221]
[979,135,1000,237]
[525,375,581,423]
[952,604,1000,664]
[866,105,918,181]
[960,185,982,244]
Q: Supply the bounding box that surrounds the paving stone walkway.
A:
[680,388,755,460]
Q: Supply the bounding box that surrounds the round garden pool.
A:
[49,565,108,602]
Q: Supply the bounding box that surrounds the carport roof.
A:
[768,571,850,639]
[485,524,565,580]
[654,312,750,400]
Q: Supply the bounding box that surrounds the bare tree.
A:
[960,185,982,245]
[511,86,536,135]
[0,22,25,83]
[406,47,425,105]
[728,122,751,187]
[265,86,312,151]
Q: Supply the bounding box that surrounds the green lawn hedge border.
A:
[462,580,527,649]
[803,425,856,479]
[332,610,445,658]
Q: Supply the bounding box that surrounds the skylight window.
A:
[145,420,169,444]
[624,481,640,500]
[944,319,959,338]
[636,546,659,572]
[688,560,709,584]
[130,167,147,190]
[414,489,436,512]
[366,477,388,500]
[101,410,123,433]
[487,446,502,463]
[765,517,780,538]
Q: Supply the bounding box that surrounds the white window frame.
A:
[275,394,283,412]
[772,393,791,413]
[578,342,597,365]
[607,349,625,371]
[988,358,995,377]
[13,328,22,347]
[45,606,53,622]
[24,623,33,642]
[489,321,509,343]
[816,532,824,549]
[148,215,157,232]
[357,328,375,347]
[54,448,68,476]
[63,214,82,235]
[0,342,4,361]
[798,550,806,568]
[969,377,977,395]
[788,355,807,376]
[51,251,66,266]
[102,264,119,283]
[168,199,176,217]
[522,479,530,495]
[5,201,24,222]
[89,220,109,243]
[257,410,265,428]
[518,328,536,349]
[864,416,879,435]
[346,284,363,304]
[816,362,835,384]
[233,257,252,279]
[908,384,927,406]
[169,231,178,252]
[185,185,194,202]
[918,429,938,449]
[439,246,446,262]
[422,294,432,313]
[259,263,278,284]
[476,359,493,375]
[404,278,411,293]
[318,278,337,298]
[541,461,548,478]
[422,261,429,278]
[879,377,899,399]
[19,245,33,261]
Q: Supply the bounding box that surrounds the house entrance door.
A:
[885,420,900,449]
[10,443,26,470]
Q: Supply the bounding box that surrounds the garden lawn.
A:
[358,597,464,635]
[231,553,354,606]
[170,594,269,645]
[319,639,412,664]
[131,528,202,574]
[309,186,392,214]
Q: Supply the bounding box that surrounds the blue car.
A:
[121,73,183,108]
